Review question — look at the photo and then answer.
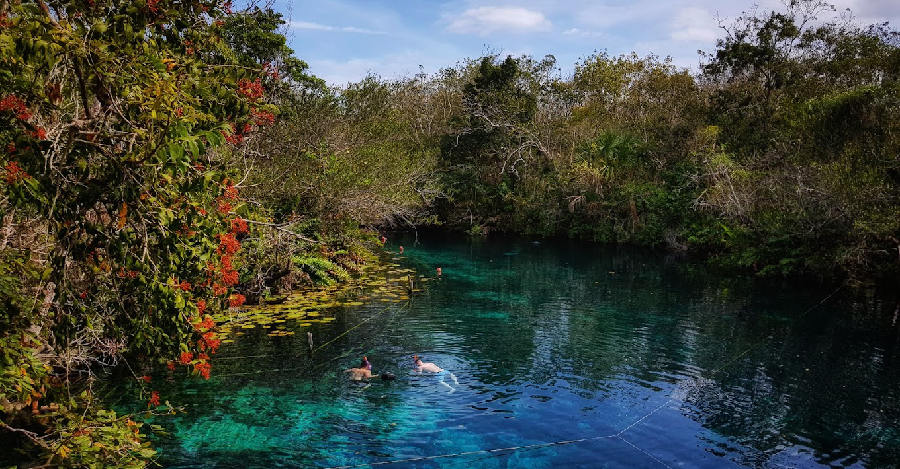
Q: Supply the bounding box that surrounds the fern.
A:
[292,256,350,285]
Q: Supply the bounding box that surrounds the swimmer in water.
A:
[345,356,375,381]
[413,355,458,392]
[345,356,395,381]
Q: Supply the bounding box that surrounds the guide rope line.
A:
[706,283,843,377]
[323,402,676,469]
[322,284,845,469]
[212,302,409,378]
[312,302,410,355]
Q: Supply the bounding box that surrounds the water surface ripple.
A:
[117,235,899,468]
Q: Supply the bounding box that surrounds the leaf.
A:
[168,142,184,160]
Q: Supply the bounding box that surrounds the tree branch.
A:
[244,220,320,244]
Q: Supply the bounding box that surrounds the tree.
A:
[439,55,552,232]
[699,0,900,277]
[0,0,266,465]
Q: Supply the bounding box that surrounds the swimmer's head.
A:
[413,355,423,365]
[360,356,370,369]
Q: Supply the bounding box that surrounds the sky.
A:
[267,0,900,86]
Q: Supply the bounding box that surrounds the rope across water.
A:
[212,279,844,468]
[324,398,676,469]
[213,302,409,378]
[320,285,844,468]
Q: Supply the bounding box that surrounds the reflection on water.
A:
[113,234,899,468]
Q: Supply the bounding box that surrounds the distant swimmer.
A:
[413,355,458,392]
[380,235,387,245]
[436,267,442,277]
[399,245,404,254]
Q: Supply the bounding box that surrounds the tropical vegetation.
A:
[0,0,896,466]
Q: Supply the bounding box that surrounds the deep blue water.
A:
[123,235,900,468]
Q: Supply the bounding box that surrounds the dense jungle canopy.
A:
[0,0,897,466]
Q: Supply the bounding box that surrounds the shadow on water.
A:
[108,234,899,468]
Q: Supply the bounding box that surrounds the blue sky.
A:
[268,0,900,86]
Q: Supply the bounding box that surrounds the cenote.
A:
[110,235,900,468]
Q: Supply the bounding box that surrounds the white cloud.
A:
[447,7,552,35]
[670,7,719,42]
[574,3,645,28]
[563,27,605,38]
[288,20,385,35]
[309,49,455,86]
[835,0,900,26]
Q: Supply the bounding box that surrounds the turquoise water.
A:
[119,235,899,468]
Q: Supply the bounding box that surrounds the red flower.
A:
[196,299,206,315]
[217,233,240,255]
[213,283,228,296]
[179,351,194,365]
[216,198,233,214]
[166,361,175,371]
[206,338,221,354]
[148,391,160,407]
[221,255,233,271]
[178,280,192,291]
[223,183,239,200]
[251,108,275,126]
[148,0,160,15]
[224,132,244,145]
[79,291,87,299]
[198,315,215,330]
[0,95,31,120]
[138,375,151,383]
[199,331,221,353]
[222,269,238,286]
[230,217,248,234]
[4,161,28,184]
[229,293,246,308]
[237,78,264,101]
[28,127,47,140]
[194,362,211,380]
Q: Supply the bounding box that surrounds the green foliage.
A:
[244,73,442,229]
[0,0,897,464]
[439,55,550,231]
[421,2,899,281]
[292,256,350,286]
[219,7,326,100]
[1,0,266,465]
